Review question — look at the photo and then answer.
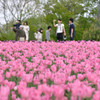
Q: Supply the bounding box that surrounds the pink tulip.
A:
[6,72,11,78]
[0,86,10,98]
[92,91,100,100]
[0,41,99,99]
[51,65,57,72]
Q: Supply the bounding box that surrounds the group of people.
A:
[12,18,75,42]
[12,20,30,41]
[34,26,51,42]
[34,18,75,42]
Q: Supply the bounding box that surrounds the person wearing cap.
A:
[53,19,66,41]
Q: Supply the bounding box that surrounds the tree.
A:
[98,0,100,17]
[97,0,100,28]
[82,0,100,41]
[0,0,43,32]
[42,0,98,40]
[0,0,9,32]
[42,0,97,40]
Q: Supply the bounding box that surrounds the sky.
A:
[0,2,5,25]
[0,14,4,25]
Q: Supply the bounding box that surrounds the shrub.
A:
[83,24,100,41]
[0,31,15,41]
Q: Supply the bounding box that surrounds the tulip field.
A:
[0,41,100,100]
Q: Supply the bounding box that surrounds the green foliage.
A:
[47,79,54,86]
[75,16,95,40]
[44,1,75,40]
[43,0,96,41]
[64,90,71,100]
[27,82,38,89]
[27,16,48,41]
[8,76,21,85]
[83,25,100,41]
[0,31,15,41]
[51,95,55,100]
[83,19,100,41]
[9,89,21,100]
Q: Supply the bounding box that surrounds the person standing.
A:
[45,26,51,41]
[13,20,21,39]
[69,18,75,41]
[53,19,65,41]
[23,21,30,41]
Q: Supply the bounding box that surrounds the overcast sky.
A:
[0,3,5,25]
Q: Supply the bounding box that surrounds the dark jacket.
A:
[13,23,21,29]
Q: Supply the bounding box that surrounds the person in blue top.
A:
[13,20,21,29]
[69,18,75,41]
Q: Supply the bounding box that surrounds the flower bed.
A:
[0,41,100,100]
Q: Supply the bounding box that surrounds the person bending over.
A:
[13,26,26,41]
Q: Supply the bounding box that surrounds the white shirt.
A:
[23,25,30,33]
[34,32,42,41]
[37,32,42,40]
[56,24,64,33]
